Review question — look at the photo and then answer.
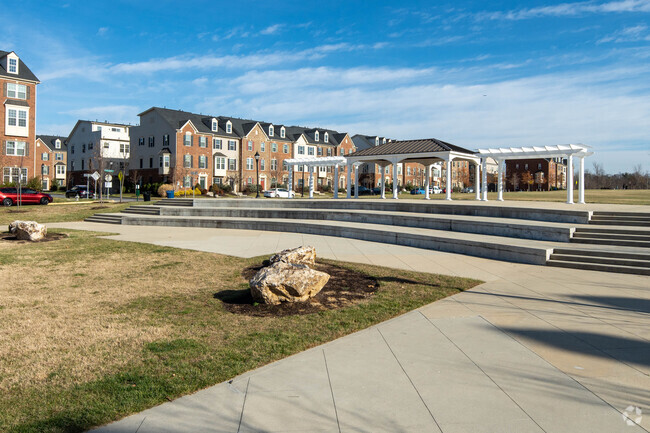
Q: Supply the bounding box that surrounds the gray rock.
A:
[8,220,47,241]
[269,246,316,266]
[250,262,330,305]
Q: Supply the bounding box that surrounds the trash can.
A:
[143,192,151,202]
[166,190,175,199]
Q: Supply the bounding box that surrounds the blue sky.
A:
[3,0,649,173]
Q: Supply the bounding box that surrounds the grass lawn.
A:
[0,230,480,433]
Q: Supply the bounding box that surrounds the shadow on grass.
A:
[375,275,441,288]
[214,289,254,305]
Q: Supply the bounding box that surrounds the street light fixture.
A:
[254,151,260,198]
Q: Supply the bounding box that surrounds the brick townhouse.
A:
[1,50,39,185]
[35,135,67,190]
[505,158,567,191]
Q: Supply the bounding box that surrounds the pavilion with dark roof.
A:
[345,138,481,200]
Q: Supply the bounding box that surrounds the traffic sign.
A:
[105,181,113,188]
[105,174,113,182]
[105,169,115,173]
[118,171,124,182]
[92,171,100,181]
[83,174,92,178]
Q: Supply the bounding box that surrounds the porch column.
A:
[333,164,339,199]
[288,166,293,199]
[445,158,452,201]
[425,164,431,200]
[566,155,574,204]
[578,156,585,204]
[392,160,399,199]
[481,158,488,201]
[474,162,480,201]
[380,165,386,199]
[346,161,352,199]
[354,164,359,199]
[308,166,314,199]
[497,159,504,201]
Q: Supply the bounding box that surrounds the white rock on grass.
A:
[249,262,330,305]
[269,246,316,266]
[8,220,47,241]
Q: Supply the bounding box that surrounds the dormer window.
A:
[8,57,17,74]
[269,125,274,137]
[315,131,319,142]
[226,121,232,133]
[324,132,329,143]
[280,127,285,138]
[375,137,379,146]
[383,138,386,144]
[211,119,218,132]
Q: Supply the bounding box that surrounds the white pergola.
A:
[284,156,347,198]
[344,139,481,200]
[476,144,593,204]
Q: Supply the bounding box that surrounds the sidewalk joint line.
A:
[322,349,342,433]
[376,327,443,432]
[236,377,251,433]
[133,416,146,433]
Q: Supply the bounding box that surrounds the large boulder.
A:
[8,220,47,241]
[250,262,330,305]
[269,246,316,266]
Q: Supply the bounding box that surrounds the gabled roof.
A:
[352,134,392,151]
[351,138,474,157]
[37,135,67,152]
[0,50,40,83]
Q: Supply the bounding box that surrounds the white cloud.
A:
[599,24,650,42]
[478,0,650,20]
[97,27,108,36]
[260,24,282,35]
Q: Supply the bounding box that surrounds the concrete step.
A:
[549,253,650,268]
[84,214,123,224]
[592,211,650,219]
[115,214,553,265]
[574,227,650,235]
[589,218,650,227]
[572,231,650,241]
[153,206,576,242]
[547,259,650,276]
[122,206,161,215]
[158,198,194,207]
[570,237,650,248]
[552,247,650,261]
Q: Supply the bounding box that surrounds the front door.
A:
[260,178,266,190]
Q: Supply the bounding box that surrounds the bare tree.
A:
[117,145,130,203]
[509,172,520,191]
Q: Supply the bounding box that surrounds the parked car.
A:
[410,187,426,195]
[65,185,95,199]
[430,186,443,194]
[263,188,295,198]
[372,187,382,195]
[353,185,372,195]
[0,187,53,206]
[463,187,474,193]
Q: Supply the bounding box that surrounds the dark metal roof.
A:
[0,51,40,83]
[37,135,67,152]
[350,138,474,157]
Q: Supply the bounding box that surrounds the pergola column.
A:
[497,159,504,201]
[333,165,339,199]
[354,164,359,199]
[392,160,399,199]
[380,165,386,199]
[288,167,293,199]
[578,156,585,204]
[308,166,314,199]
[481,158,488,201]
[566,155,574,204]
[346,161,352,199]
[445,158,452,201]
[474,162,480,201]
[425,164,431,200]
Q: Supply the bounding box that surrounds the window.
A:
[103,142,109,149]
[317,147,322,156]
[283,144,289,154]
[247,140,253,151]
[42,152,49,161]
[7,83,26,99]
[298,145,305,155]
[327,148,332,157]
[148,136,155,147]
[163,134,169,146]
[88,142,93,150]
[247,177,253,185]
[149,157,153,168]
[538,163,542,170]
[515,163,519,169]
[282,160,288,171]
[7,109,27,127]
[271,159,277,170]
[163,155,170,168]
[213,138,222,149]
[199,136,207,148]
[184,154,192,168]
[324,132,329,143]
[159,156,162,168]
[56,165,65,175]
[226,121,232,133]
[139,137,144,146]
[55,153,63,161]
[269,125,274,137]
[70,160,75,170]
[3,167,27,184]
[375,137,379,146]
[71,145,75,154]
[184,176,191,188]
[184,133,192,146]
[55,140,61,149]
[41,164,49,175]
[111,127,121,132]
[120,143,130,154]
[213,177,222,185]
[341,149,345,156]
[140,158,143,169]
[199,155,208,169]
[407,167,411,176]
[260,159,265,170]
[81,159,85,170]
[215,157,226,170]
[525,164,529,170]
[228,158,236,170]
[308,147,315,156]
[280,127,285,138]
[8,58,17,73]
[6,141,27,156]
[260,142,265,152]
[228,140,236,151]
[315,131,319,141]
[246,158,254,170]
[212,119,218,132]
[271,142,277,152]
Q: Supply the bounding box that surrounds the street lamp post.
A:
[254,151,260,198]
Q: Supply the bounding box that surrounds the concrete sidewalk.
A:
[49,223,649,433]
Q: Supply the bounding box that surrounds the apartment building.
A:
[505,158,567,191]
[35,135,67,190]
[1,50,39,185]
[67,120,131,188]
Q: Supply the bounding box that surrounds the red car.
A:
[0,187,53,206]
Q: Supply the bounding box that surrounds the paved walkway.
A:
[48,222,650,433]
